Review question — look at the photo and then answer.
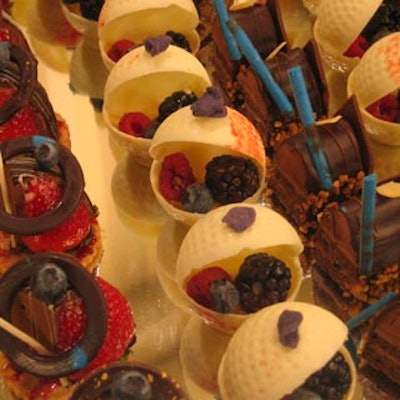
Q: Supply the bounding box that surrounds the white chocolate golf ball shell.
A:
[175,204,304,332]
[347,33,400,145]
[217,301,354,400]
[314,0,381,72]
[149,106,266,225]
[98,0,200,70]
[102,45,211,165]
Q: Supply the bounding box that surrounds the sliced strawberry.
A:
[107,39,135,62]
[67,277,136,381]
[0,88,40,141]
[118,112,153,137]
[55,291,87,353]
[159,152,195,202]
[186,266,233,309]
[21,200,92,252]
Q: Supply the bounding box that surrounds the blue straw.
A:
[226,18,293,116]
[212,0,242,61]
[359,173,377,276]
[288,66,333,191]
[346,292,396,330]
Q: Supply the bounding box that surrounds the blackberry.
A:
[165,30,192,52]
[234,253,291,313]
[363,1,400,43]
[79,0,104,21]
[157,91,198,122]
[301,352,351,399]
[205,155,260,204]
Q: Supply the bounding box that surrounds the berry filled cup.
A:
[103,35,211,166]
[149,87,266,226]
[175,203,304,333]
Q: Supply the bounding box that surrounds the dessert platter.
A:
[0,0,400,399]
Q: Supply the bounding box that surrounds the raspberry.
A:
[118,112,153,138]
[186,266,233,310]
[107,39,135,62]
[234,253,292,313]
[366,93,400,122]
[159,153,195,202]
[205,155,260,204]
[343,35,369,58]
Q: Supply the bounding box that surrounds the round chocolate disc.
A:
[0,252,107,378]
[70,361,187,400]
[0,135,85,235]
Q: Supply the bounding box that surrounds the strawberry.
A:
[107,39,135,62]
[159,152,195,202]
[118,112,153,137]
[186,266,233,309]
[67,277,136,381]
[0,88,40,141]
[19,175,92,252]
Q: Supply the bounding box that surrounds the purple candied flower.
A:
[222,206,256,232]
[278,309,303,349]
[144,35,172,56]
[191,86,227,118]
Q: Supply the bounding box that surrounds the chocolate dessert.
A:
[268,96,373,269]
[70,361,187,399]
[0,252,108,377]
[0,42,68,146]
[312,178,400,321]
[0,135,102,274]
[358,296,400,400]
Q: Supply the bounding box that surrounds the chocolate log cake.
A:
[312,178,400,321]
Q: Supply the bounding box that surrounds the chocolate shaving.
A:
[278,309,303,348]
[191,86,227,117]
[222,206,256,232]
[144,35,172,56]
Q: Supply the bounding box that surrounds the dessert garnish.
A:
[222,206,256,232]
[62,0,104,21]
[191,86,227,118]
[107,39,136,62]
[366,92,400,122]
[277,309,302,348]
[0,135,84,235]
[111,370,152,400]
[144,35,172,57]
[0,253,107,377]
[182,183,213,213]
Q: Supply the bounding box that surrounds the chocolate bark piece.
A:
[0,43,59,141]
[0,135,84,235]
[70,361,187,400]
[360,297,400,399]
[0,252,108,378]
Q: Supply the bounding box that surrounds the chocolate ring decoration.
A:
[0,252,108,378]
[0,42,59,138]
[70,362,187,399]
[0,135,84,235]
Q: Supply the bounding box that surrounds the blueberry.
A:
[182,183,214,213]
[30,263,68,305]
[34,142,60,169]
[210,279,239,313]
[111,371,152,400]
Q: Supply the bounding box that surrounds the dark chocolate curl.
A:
[144,35,172,56]
[278,309,303,348]
[222,206,256,232]
[191,86,227,117]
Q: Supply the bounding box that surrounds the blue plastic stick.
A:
[227,18,293,116]
[212,0,242,61]
[288,66,333,191]
[346,292,396,330]
[359,173,377,276]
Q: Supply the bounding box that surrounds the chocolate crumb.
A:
[222,206,256,232]
[278,309,303,348]
[191,86,227,117]
[144,35,172,56]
